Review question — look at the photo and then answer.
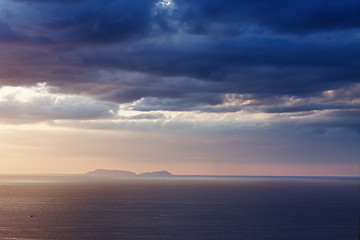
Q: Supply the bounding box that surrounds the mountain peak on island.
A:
[86,169,174,177]
[139,170,173,177]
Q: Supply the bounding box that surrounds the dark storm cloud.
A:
[0,0,359,121]
[0,20,24,42]
[178,0,360,35]
[279,110,360,135]
[45,1,157,44]
[264,103,360,114]
[12,0,360,36]
[8,0,161,44]
[78,36,359,96]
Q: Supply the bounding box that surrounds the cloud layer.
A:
[0,0,359,134]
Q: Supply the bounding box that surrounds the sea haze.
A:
[0,175,358,240]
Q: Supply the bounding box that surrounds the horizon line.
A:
[0,173,358,178]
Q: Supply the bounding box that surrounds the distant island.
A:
[138,171,173,177]
[86,169,174,177]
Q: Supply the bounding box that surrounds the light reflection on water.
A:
[0,175,358,240]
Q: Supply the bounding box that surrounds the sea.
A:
[0,175,358,240]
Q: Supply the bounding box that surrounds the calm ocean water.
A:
[0,175,358,240]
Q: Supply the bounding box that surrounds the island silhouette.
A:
[86,169,173,177]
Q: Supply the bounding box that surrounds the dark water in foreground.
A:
[0,176,358,240]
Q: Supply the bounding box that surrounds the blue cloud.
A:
[0,0,359,134]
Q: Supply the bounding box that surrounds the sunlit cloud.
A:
[0,83,118,123]
[155,0,176,12]
[0,83,49,103]
[0,81,358,136]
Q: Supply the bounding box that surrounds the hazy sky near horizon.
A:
[0,0,359,175]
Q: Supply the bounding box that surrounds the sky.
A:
[0,0,359,176]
